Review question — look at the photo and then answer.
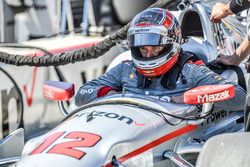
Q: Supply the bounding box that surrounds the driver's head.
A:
[128,8,182,77]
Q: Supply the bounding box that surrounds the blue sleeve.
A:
[75,63,124,106]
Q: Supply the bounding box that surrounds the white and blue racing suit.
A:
[75,52,246,111]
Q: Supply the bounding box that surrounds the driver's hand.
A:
[170,94,184,104]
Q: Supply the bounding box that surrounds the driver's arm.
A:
[75,62,126,106]
[192,64,246,111]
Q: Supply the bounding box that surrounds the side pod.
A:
[0,128,24,165]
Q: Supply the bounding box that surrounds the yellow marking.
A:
[130,73,134,79]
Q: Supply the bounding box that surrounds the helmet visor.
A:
[128,33,162,47]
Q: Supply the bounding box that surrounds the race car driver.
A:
[75,8,246,111]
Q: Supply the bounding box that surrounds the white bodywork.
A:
[0,1,247,166]
[9,94,243,167]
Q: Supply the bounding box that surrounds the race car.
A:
[0,0,248,166]
[0,77,243,167]
[0,0,246,141]
[0,79,241,167]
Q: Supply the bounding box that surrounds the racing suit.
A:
[230,0,250,131]
[75,51,246,112]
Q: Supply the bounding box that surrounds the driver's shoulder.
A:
[119,60,133,67]
[121,59,133,64]
[111,60,134,72]
[182,62,212,76]
[183,61,207,70]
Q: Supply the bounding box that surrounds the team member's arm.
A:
[210,0,250,23]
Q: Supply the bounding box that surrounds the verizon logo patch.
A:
[197,90,230,103]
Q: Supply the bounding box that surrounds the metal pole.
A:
[66,0,74,34]
[56,0,62,34]
[0,0,5,42]
[88,0,96,26]
[60,0,68,34]
[82,0,89,35]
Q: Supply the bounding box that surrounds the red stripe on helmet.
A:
[135,23,155,27]
[163,12,173,28]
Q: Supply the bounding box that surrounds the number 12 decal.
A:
[31,131,102,159]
